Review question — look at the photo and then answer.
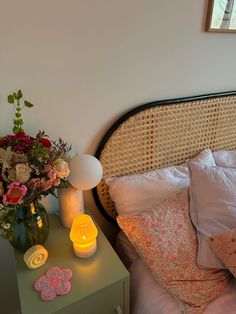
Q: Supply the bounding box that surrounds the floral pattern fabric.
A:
[117,189,230,313]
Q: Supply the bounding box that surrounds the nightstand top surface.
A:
[15,213,129,314]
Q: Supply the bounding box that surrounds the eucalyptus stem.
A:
[7,89,34,134]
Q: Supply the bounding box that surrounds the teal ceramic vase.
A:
[10,200,49,252]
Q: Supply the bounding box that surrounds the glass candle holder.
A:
[70,214,98,258]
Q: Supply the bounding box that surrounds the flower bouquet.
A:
[0,90,71,251]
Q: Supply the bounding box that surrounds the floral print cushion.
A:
[208,229,236,278]
[117,189,230,313]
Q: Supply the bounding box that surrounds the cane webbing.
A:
[95,94,236,222]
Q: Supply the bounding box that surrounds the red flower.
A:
[23,138,35,146]
[15,132,27,139]
[12,144,28,153]
[0,139,7,147]
[39,138,51,149]
[7,132,29,141]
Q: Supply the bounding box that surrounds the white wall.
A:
[1,0,236,312]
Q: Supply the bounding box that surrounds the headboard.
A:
[92,91,236,224]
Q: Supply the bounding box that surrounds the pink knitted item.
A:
[34,266,72,301]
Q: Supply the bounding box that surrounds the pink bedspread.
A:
[116,232,236,314]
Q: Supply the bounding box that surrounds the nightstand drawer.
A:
[56,281,125,314]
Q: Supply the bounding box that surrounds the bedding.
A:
[116,231,236,314]
[92,92,236,314]
[106,149,215,216]
[208,228,236,277]
[188,161,236,269]
[213,150,236,167]
[117,188,230,313]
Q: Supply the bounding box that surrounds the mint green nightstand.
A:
[14,214,130,314]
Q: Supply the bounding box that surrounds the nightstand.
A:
[14,213,130,314]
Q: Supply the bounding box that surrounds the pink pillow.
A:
[117,189,230,312]
[106,149,215,216]
[188,161,236,269]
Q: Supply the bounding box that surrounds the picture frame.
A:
[206,0,236,32]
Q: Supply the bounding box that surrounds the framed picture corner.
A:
[206,0,236,33]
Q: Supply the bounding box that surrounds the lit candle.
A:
[70,214,98,258]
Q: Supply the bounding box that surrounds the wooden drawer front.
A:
[56,281,125,314]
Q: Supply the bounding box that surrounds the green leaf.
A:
[8,95,14,104]
[13,126,18,133]
[24,100,33,108]
[18,119,24,125]
[13,92,18,99]
[15,112,21,118]
[16,89,23,99]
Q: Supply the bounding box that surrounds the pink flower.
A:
[47,169,57,181]
[3,181,27,205]
[44,165,57,181]
[43,180,53,191]
[34,267,72,301]
[44,164,53,172]
[53,178,60,187]
[27,178,41,189]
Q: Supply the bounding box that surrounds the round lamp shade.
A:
[68,154,103,190]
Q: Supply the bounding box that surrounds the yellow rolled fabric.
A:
[24,245,48,269]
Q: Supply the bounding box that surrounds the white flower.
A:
[3,223,10,230]
[12,152,28,164]
[0,147,12,169]
[8,168,16,181]
[53,159,70,179]
[15,163,31,184]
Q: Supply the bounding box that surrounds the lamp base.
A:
[58,187,84,228]
[73,240,97,258]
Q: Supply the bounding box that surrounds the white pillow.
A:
[213,150,236,168]
[188,160,236,269]
[106,149,215,216]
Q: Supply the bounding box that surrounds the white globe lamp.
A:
[58,154,103,228]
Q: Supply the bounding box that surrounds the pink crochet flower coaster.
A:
[34,266,73,301]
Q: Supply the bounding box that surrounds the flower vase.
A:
[9,200,49,252]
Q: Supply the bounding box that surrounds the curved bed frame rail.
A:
[92,91,236,224]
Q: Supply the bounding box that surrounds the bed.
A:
[92,91,236,314]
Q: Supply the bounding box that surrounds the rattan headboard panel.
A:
[93,92,236,224]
